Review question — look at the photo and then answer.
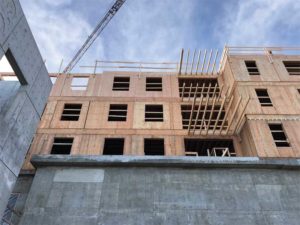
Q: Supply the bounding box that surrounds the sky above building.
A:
[1,0,300,73]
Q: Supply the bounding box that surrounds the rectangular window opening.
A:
[71,77,89,90]
[61,104,82,121]
[103,138,124,155]
[51,137,73,154]
[184,139,236,157]
[108,104,127,121]
[145,104,163,122]
[268,124,290,147]
[245,60,260,75]
[112,77,130,91]
[255,89,273,107]
[283,61,300,75]
[144,138,164,155]
[146,77,162,91]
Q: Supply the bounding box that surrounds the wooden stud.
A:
[195,50,201,75]
[205,95,217,135]
[185,49,190,75]
[199,83,211,134]
[178,49,184,75]
[188,84,198,133]
[211,50,219,75]
[190,49,196,75]
[212,96,227,134]
[201,49,207,74]
[206,49,213,73]
[225,96,242,135]
[219,95,234,134]
[192,93,204,134]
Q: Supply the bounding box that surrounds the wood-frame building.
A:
[22,46,300,171]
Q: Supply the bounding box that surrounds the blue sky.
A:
[11,0,300,73]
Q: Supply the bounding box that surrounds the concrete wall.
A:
[0,0,52,216]
[19,156,300,225]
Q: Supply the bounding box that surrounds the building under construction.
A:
[1,0,300,225]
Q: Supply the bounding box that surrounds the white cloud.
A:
[20,0,101,72]
[216,0,300,46]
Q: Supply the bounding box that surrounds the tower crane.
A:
[62,0,126,74]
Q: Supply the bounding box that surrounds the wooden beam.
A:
[212,96,226,134]
[225,96,242,135]
[219,95,234,134]
[233,97,250,134]
[188,84,198,133]
[185,49,190,75]
[181,82,186,101]
[190,49,196,75]
[195,50,201,75]
[211,50,219,74]
[201,49,207,74]
[192,93,204,134]
[205,95,217,135]
[199,83,211,134]
[178,49,184,75]
[187,83,193,101]
[206,49,213,73]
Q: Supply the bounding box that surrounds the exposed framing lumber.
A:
[225,96,242,135]
[211,50,219,74]
[185,49,190,75]
[192,93,204,134]
[181,82,186,101]
[233,97,250,134]
[205,95,217,135]
[212,96,227,134]
[190,49,196,75]
[219,94,234,134]
[199,83,211,134]
[178,49,184,75]
[187,83,193,101]
[206,49,213,73]
[195,50,201,74]
[188,84,198,133]
[201,50,207,74]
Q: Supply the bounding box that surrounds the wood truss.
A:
[179,78,250,136]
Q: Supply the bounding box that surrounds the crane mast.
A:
[62,0,126,74]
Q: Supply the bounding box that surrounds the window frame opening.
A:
[103,138,124,155]
[51,137,73,154]
[145,104,163,122]
[144,138,165,155]
[60,103,82,121]
[71,77,89,91]
[283,61,300,75]
[108,104,128,121]
[245,60,260,75]
[255,89,273,107]
[268,123,290,147]
[112,77,130,91]
[146,77,162,91]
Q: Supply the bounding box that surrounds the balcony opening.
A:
[184,139,236,157]
[103,138,124,155]
[144,138,165,155]
[51,137,73,154]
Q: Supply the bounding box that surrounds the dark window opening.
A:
[146,77,162,91]
[61,104,82,121]
[268,124,290,147]
[255,89,273,107]
[51,137,73,154]
[103,138,124,155]
[145,105,163,122]
[245,61,260,75]
[178,78,220,98]
[144,138,164,155]
[108,104,127,121]
[185,139,236,157]
[113,77,130,91]
[283,61,300,75]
